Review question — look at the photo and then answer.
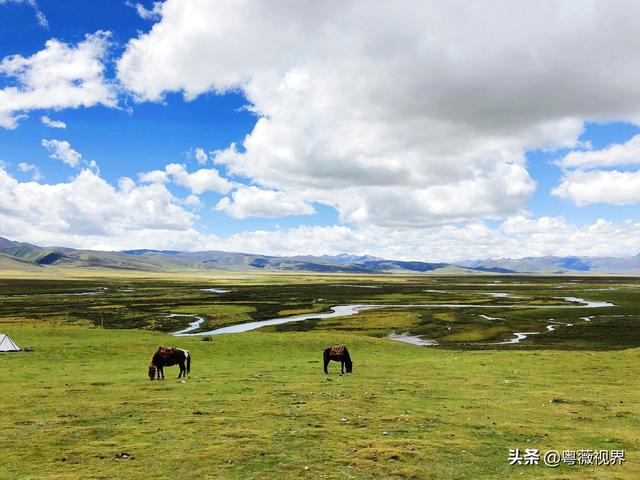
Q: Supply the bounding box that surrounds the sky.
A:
[1,0,640,261]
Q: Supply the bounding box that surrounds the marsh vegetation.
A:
[1,275,637,349]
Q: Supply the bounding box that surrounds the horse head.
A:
[148,364,156,380]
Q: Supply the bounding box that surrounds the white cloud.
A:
[138,169,168,184]
[0,31,116,129]
[486,216,640,259]
[41,139,82,167]
[139,163,234,194]
[165,163,233,194]
[553,134,640,206]
[216,185,315,219]
[558,134,640,169]
[40,115,66,129]
[117,0,640,227]
[127,1,162,21]
[0,0,48,28]
[552,169,640,206]
[2,162,639,258]
[18,162,43,181]
[207,217,640,261]
[183,194,202,207]
[4,1,639,257]
[194,147,208,164]
[86,159,100,174]
[0,167,196,246]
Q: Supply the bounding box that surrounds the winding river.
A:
[170,296,614,345]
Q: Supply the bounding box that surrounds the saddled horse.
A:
[148,346,191,380]
[323,345,353,374]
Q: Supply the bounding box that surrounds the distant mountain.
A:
[455,255,640,274]
[0,236,638,274]
[122,249,181,255]
[0,236,484,274]
[319,254,383,264]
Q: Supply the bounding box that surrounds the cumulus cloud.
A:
[138,169,168,184]
[40,115,66,129]
[18,162,43,181]
[207,217,640,261]
[0,0,48,28]
[216,185,315,219]
[194,147,208,165]
[117,0,640,227]
[139,163,233,194]
[552,169,640,206]
[558,134,640,169]
[0,167,196,246]
[41,139,82,167]
[553,133,640,206]
[164,163,233,194]
[0,31,116,129]
[183,194,202,207]
[127,1,162,21]
[476,216,640,259]
[6,1,640,257]
[3,162,640,258]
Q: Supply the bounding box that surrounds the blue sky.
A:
[1,1,640,260]
[525,122,640,224]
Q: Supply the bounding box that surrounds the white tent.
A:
[0,334,20,352]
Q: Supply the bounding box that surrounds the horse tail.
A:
[185,350,191,375]
[323,348,329,374]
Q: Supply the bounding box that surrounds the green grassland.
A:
[1,273,639,479]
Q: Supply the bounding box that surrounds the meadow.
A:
[0,273,638,479]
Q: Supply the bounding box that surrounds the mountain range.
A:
[0,236,639,274]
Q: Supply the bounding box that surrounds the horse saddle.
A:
[158,346,176,357]
[330,345,345,356]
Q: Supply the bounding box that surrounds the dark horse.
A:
[323,345,353,374]
[148,346,191,380]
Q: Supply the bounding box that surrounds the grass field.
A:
[1,273,639,479]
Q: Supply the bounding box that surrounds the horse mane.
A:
[150,346,164,366]
[150,346,171,366]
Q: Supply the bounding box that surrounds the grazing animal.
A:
[148,346,191,380]
[323,345,353,374]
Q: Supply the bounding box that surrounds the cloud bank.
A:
[117,0,640,227]
[3,1,640,259]
[2,160,640,259]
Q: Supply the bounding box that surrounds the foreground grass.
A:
[1,325,638,479]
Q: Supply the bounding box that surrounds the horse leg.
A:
[178,360,184,378]
[323,352,329,374]
[159,366,164,380]
[341,360,345,374]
